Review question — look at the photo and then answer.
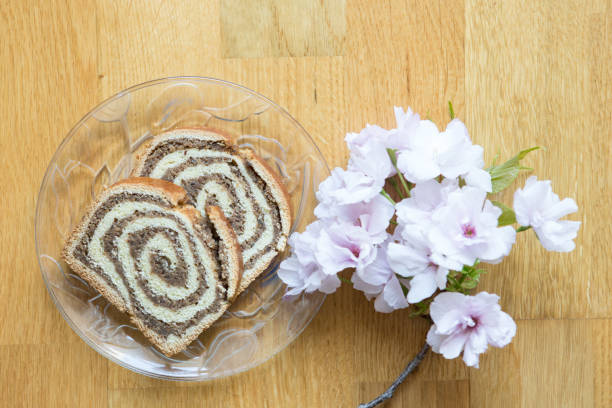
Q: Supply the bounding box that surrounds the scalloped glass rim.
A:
[35,76,329,381]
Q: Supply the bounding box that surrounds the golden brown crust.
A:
[130,127,234,177]
[137,304,228,357]
[61,243,128,314]
[111,177,189,206]
[61,182,136,314]
[238,148,293,236]
[234,149,292,292]
[205,205,243,301]
[188,127,234,144]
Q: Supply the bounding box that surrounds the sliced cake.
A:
[62,177,243,356]
[132,128,292,293]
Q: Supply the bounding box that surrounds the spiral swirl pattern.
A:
[134,129,291,292]
[63,179,239,356]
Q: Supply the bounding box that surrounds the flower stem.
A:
[339,276,352,284]
[388,176,404,198]
[516,226,532,232]
[448,100,455,119]
[380,190,396,205]
[357,343,430,408]
[396,174,412,197]
[387,149,411,197]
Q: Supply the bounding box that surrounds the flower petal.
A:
[357,245,393,286]
[374,293,395,313]
[429,292,469,323]
[277,256,304,287]
[484,310,517,348]
[397,150,440,183]
[465,168,493,192]
[351,272,384,296]
[407,271,438,303]
[318,274,342,294]
[382,276,409,310]
[535,220,581,252]
[386,242,430,277]
[426,324,444,353]
[546,198,578,221]
[439,331,469,360]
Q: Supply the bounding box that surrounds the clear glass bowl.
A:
[35,77,329,380]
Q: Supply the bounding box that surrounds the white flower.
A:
[351,245,409,313]
[396,119,492,192]
[316,194,394,244]
[345,124,389,151]
[347,134,394,182]
[513,176,580,252]
[428,186,516,267]
[385,106,421,150]
[315,167,383,218]
[385,179,470,303]
[346,107,420,152]
[395,179,459,226]
[426,292,517,368]
[315,222,378,275]
[278,255,341,297]
[387,227,450,303]
[278,221,341,296]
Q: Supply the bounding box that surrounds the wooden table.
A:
[1,1,610,407]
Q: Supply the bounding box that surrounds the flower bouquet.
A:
[278,104,580,407]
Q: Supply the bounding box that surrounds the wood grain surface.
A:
[0,0,610,407]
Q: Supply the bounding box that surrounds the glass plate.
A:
[35,77,328,381]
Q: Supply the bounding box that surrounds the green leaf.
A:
[444,260,487,294]
[492,201,517,226]
[448,101,455,119]
[487,147,541,193]
[467,268,480,278]
[491,150,500,167]
[409,298,433,317]
[462,279,479,289]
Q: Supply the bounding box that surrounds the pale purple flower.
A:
[315,167,383,218]
[315,222,378,275]
[395,119,439,181]
[345,124,389,151]
[347,135,394,182]
[346,107,420,152]
[386,227,450,303]
[396,119,492,192]
[278,221,341,296]
[426,292,517,368]
[352,245,409,313]
[278,256,341,297]
[428,186,516,267]
[316,194,394,244]
[385,106,421,150]
[513,176,580,252]
[395,179,459,226]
